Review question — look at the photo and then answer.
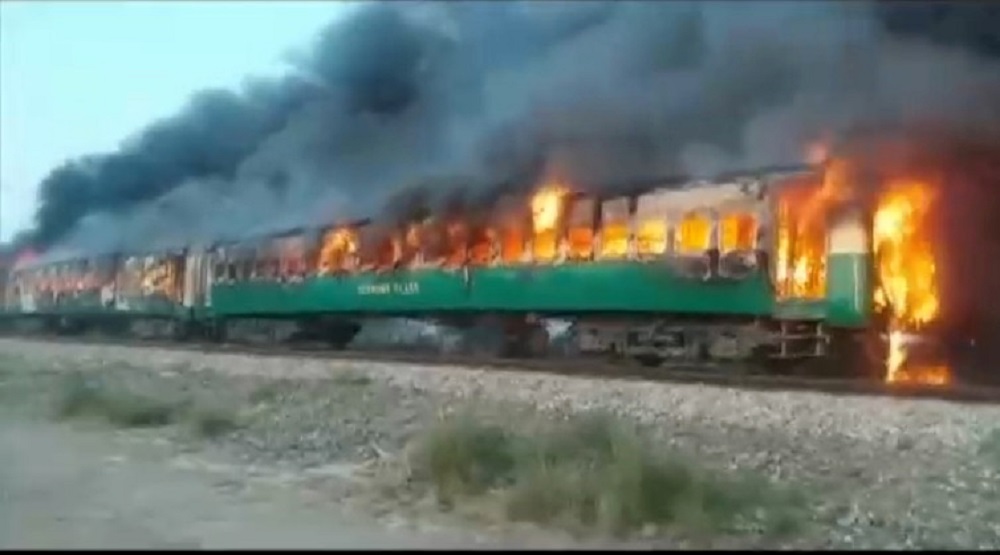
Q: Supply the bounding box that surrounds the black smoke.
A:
[9,1,1000,259]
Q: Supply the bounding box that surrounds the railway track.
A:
[2,332,999,405]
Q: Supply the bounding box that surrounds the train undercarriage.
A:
[0,308,896,380]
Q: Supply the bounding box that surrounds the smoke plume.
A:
[13,1,1000,260]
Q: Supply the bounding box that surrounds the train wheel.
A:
[326,321,361,350]
[526,323,549,358]
[211,319,228,344]
[633,354,664,367]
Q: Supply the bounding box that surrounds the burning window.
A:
[635,194,669,258]
[567,198,596,261]
[773,185,827,299]
[360,228,400,269]
[492,196,531,265]
[719,213,757,253]
[636,220,667,257]
[319,227,359,274]
[531,185,567,263]
[442,222,469,268]
[675,212,713,255]
[635,191,671,258]
[599,198,631,259]
[140,256,179,299]
[466,226,491,266]
[500,225,526,264]
[274,236,307,279]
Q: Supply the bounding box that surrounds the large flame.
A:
[319,227,359,273]
[774,183,828,299]
[872,179,950,385]
[530,184,567,262]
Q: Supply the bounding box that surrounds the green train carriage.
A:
[206,165,881,373]
[0,249,198,337]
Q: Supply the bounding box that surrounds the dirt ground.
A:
[0,418,593,550]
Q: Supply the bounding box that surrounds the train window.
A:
[384,235,402,268]
[357,227,399,270]
[500,225,526,264]
[400,223,423,267]
[636,219,667,257]
[237,259,251,280]
[441,222,468,268]
[252,256,269,280]
[494,197,528,265]
[214,261,227,282]
[319,228,359,274]
[566,198,595,261]
[468,226,493,266]
[635,193,669,258]
[274,237,305,279]
[356,227,383,269]
[530,187,565,264]
[720,213,757,253]
[675,212,713,255]
[599,198,631,259]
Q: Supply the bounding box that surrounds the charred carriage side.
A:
[0,247,193,338]
[203,164,877,374]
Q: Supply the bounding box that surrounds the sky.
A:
[0,0,352,241]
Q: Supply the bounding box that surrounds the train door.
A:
[825,207,872,328]
[770,180,828,300]
[19,270,37,313]
[183,248,205,309]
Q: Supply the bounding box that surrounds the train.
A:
[0,163,902,378]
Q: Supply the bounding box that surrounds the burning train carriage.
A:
[205,164,878,371]
[4,159,958,381]
[2,253,115,315]
[0,246,198,336]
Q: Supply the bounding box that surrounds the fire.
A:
[319,227,359,273]
[872,179,949,385]
[531,184,565,234]
[635,219,667,257]
[885,331,950,386]
[774,183,828,299]
[600,199,632,259]
[720,214,757,253]
[676,213,713,255]
[530,184,567,262]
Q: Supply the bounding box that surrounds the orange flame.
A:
[774,182,828,299]
[531,185,566,234]
[319,227,359,273]
[530,184,567,262]
[872,179,949,385]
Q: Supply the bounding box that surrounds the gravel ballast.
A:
[1,338,998,549]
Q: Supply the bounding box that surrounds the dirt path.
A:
[0,419,519,550]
